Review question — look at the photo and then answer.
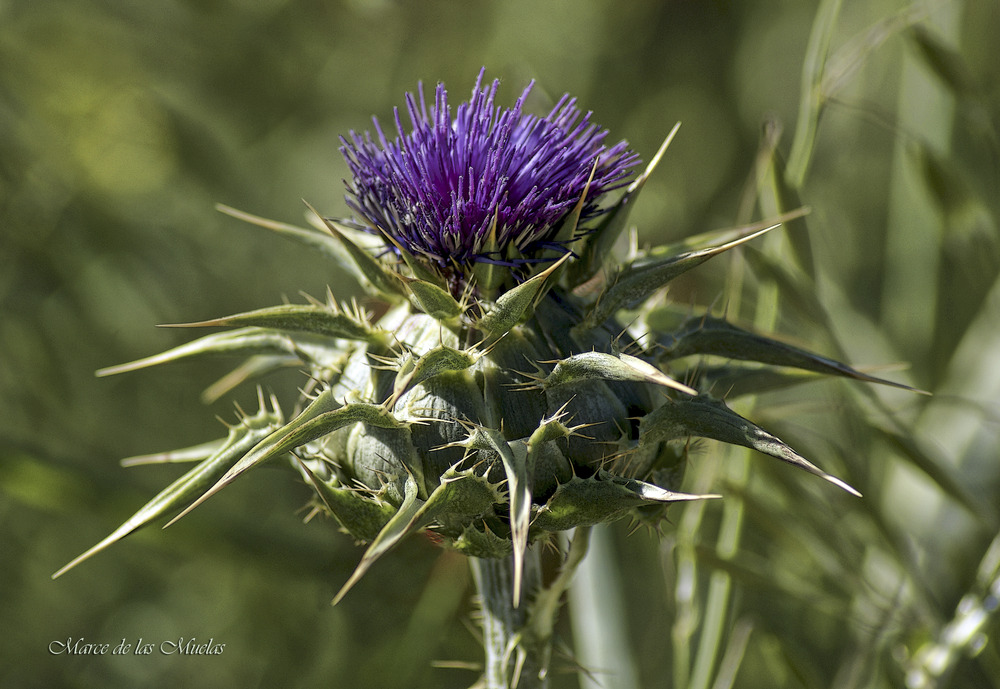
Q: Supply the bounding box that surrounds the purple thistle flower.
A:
[339,69,640,276]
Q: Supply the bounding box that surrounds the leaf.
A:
[216,204,365,286]
[333,474,424,604]
[452,523,512,558]
[821,3,926,99]
[915,143,974,219]
[786,0,842,186]
[872,422,987,519]
[327,465,501,605]
[120,439,225,467]
[324,467,501,559]
[96,327,328,377]
[163,394,404,528]
[639,396,861,496]
[413,468,505,532]
[550,158,598,251]
[760,139,815,278]
[686,364,828,398]
[657,314,926,394]
[160,303,378,342]
[304,200,408,300]
[52,391,283,579]
[200,355,299,404]
[472,215,505,299]
[527,408,579,446]
[474,427,532,606]
[572,123,681,287]
[908,24,977,99]
[576,218,790,334]
[445,423,533,603]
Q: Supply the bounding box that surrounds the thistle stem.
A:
[470,548,548,689]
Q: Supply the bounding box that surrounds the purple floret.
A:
[340,69,640,271]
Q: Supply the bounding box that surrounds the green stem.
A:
[786,0,842,187]
[568,525,639,689]
[470,548,547,689]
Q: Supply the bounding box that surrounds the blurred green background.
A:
[2,1,998,687]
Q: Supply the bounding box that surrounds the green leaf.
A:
[872,422,988,519]
[329,466,503,604]
[685,364,828,398]
[304,201,407,300]
[572,123,681,288]
[52,390,283,579]
[576,219,784,334]
[119,439,226,467]
[657,314,925,393]
[216,204,366,287]
[527,412,577,447]
[163,395,405,528]
[199,354,303,404]
[550,158,597,250]
[524,423,575,497]
[786,0,842,186]
[915,143,974,219]
[639,396,861,496]
[160,303,378,342]
[447,424,533,602]
[452,523,512,558]
[473,427,532,605]
[760,141,815,278]
[96,327,332,377]
[333,473,424,604]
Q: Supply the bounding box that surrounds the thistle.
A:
[55,69,916,688]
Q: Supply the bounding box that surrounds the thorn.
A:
[628,122,681,194]
[824,474,863,498]
[545,399,573,424]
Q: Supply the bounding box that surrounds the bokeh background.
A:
[3,1,998,687]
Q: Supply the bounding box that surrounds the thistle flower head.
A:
[340,68,640,279]
[59,69,923,618]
